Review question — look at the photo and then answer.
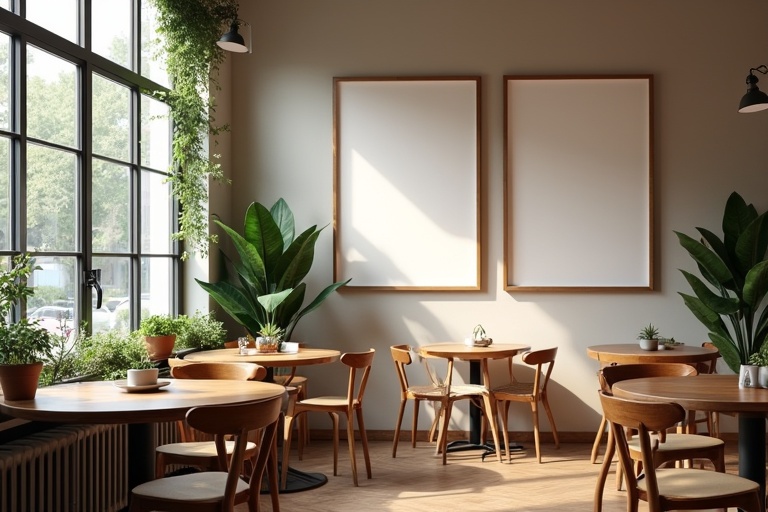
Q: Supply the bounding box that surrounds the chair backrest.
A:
[340,349,375,407]
[186,395,283,510]
[697,342,720,374]
[599,363,697,393]
[171,361,267,381]
[521,347,558,396]
[390,344,413,393]
[598,390,686,509]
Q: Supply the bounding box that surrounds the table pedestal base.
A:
[738,414,765,511]
[271,465,328,493]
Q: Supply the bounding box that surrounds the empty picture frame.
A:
[504,75,654,291]
[334,77,481,290]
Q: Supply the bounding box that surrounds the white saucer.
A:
[113,379,171,393]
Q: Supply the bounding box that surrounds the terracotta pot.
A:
[144,334,176,361]
[0,361,43,400]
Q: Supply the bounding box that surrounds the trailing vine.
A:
[149,0,239,259]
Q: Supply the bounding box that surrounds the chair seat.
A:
[627,433,723,453]
[639,468,759,498]
[132,471,249,502]
[493,381,535,395]
[408,383,488,398]
[156,440,257,457]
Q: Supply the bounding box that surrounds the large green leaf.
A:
[276,227,320,290]
[678,292,729,339]
[735,213,768,278]
[257,289,294,314]
[709,332,742,373]
[675,231,735,290]
[743,260,768,309]
[215,219,266,288]
[195,279,261,335]
[696,228,734,279]
[270,198,295,249]
[243,202,283,279]
[722,192,756,251]
[679,270,740,314]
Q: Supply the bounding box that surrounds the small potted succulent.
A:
[637,323,660,351]
[255,290,291,353]
[472,324,493,347]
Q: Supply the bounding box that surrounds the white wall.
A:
[201,0,768,434]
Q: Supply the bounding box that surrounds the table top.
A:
[0,379,286,424]
[587,343,719,364]
[418,343,531,360]
[184,347,341,367]
[613,374,768,414]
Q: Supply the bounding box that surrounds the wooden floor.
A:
[241,438,748,512]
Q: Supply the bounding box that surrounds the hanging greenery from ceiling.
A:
[149,0,239,260]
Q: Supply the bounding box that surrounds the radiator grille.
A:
[0,424,128,512]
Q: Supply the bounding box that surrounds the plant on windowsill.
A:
[0,254,55,400]
[196,198,351,344]
[675,191,768,374]
[138,314,181,361]
[148,0,240,260]
[174,310,227,354]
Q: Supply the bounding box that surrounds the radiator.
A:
[0,424,128,512]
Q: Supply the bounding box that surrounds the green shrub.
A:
[138,314,180,337]
[74,330,153,381]
[175,310,227,351]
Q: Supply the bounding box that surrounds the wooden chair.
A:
[155,362,277,508]
[390,344,448,456]
[491,347,559,463]
[419,350,503,464]
[598,391,761,512]
[281,349,375,487]
[594,363,726,512]
[689,342,723,437]
[130,395,284,512]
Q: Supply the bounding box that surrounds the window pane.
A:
[141,256,172,318]
[141,94,170,170]
[92,0,131,69]
[93,256,130,333]
[0,137,9,250]
[141,169,172,253]
[140,0,169,88]
[28,255,77,338]
[27,144,77,251]
[0,33,10,131]
[92,159,130,253]
[92,74,130,161]
[26,0,78,45]
[27,46,78,148]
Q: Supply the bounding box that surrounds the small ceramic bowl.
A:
[638,338,658,351]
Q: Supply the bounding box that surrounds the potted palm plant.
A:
[675,191,768,374]
[196,198,350,346]
[0,254,55,400]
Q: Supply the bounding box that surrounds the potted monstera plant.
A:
[675,191,768,375]
[0,254,55,400]
[196,198,350,346]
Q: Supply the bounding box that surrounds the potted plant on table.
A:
[196,198,350,347]
[675,192,768,374]
[637,323,660,351]
[139,314,181,361]
[0,254,55,400]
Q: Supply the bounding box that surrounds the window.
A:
[0,1,177,335]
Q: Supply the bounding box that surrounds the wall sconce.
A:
[738,65,768,113]
[217,19,252,54]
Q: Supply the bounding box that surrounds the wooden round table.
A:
[587,343,719,364]
[613,374,768,508]
[418,343,531,452]
[0,379,286,489]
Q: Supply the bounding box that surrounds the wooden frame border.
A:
[503,75,654,292]
[333,76,481,290]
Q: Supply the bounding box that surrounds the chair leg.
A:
[481,394,502,462]
[438,402,453,465]
[392,398,407,457]
[267,437,280,512]
[591,415,607,464]
[498,401,512,462]
[330,412,340,477]
[531,402,542,463]
[411,399,420,448]
[593,426,615,512]
[345,412,359,486]
[280,411,299,490]
[356,406,372,480]
[541,393,559,449]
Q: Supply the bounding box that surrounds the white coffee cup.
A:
[127,368,159,387]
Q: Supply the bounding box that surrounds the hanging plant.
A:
[149,0,239,259]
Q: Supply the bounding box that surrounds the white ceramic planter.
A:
[638,338,658,351]
[759,366,768,388]
[739,364,759,388]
